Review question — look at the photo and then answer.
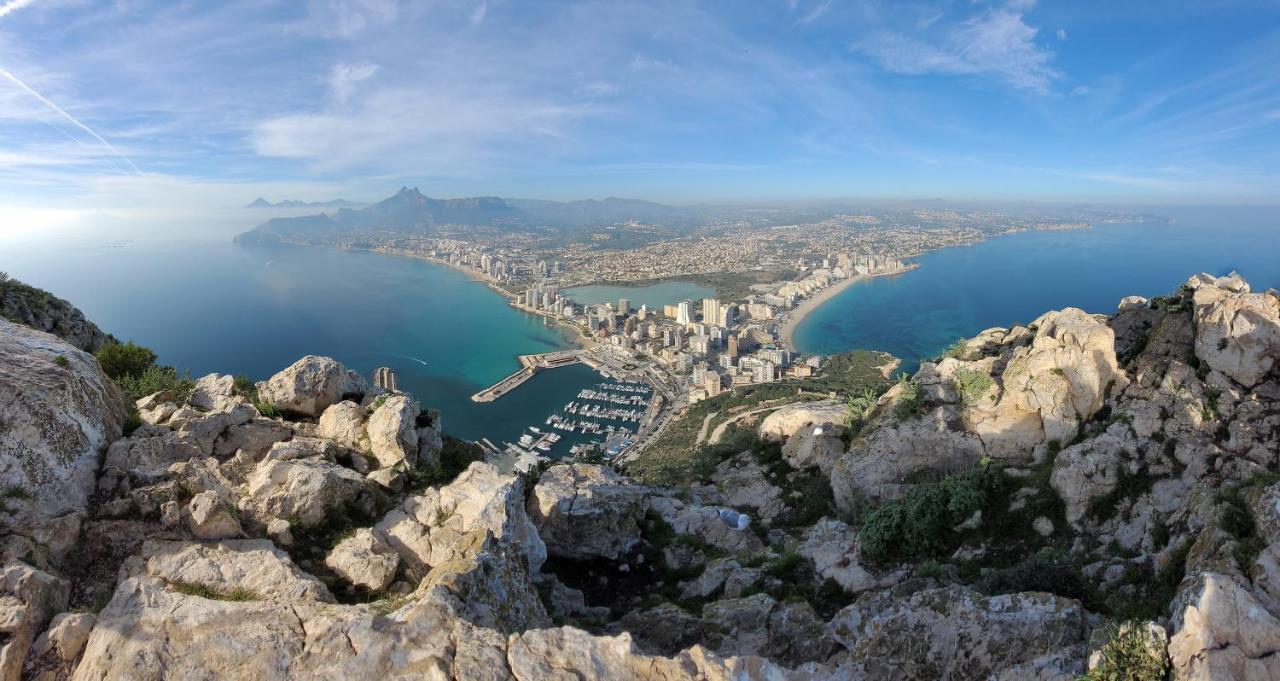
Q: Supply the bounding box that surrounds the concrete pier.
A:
[470,350,584,402]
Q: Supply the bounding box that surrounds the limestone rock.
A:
[188,373,238,411]
[0,561,69,681]
[173,402,256,456]
[829,585,1092,680]
[781,426,846,476]
[0,318,128,534]
[702,594,833,666]
[366,394,418,468]
[212,417,291,459]
[998,307,1125,446]
[1049,427,1130,527]
[136,539,332,602]
[758,400,848,440]
[1191,273,1280,387]
[1169,572,1280,680]
[245,457,373,528]
[185,490,242,540]
[376,462,545,578]
[649,497,766,556]
[0,278,114,353]
[798,517,897,594]
[28,611,95,666]
[316,400,367,450]
[324,528,399,591]
[528,463,649,561]
[254,355,366,417]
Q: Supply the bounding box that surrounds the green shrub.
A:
[893,375,926,421]
[114,365,195,402]
[860,464,1005,563]
[954,369,993,408]
[54,355,70,368]
[95,341,157,380]
[1080,622,1169,681]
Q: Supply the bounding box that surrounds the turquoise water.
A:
[563,280,716,310]
[1,238,602,447]
[793,209,1280,372]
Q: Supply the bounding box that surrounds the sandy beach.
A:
[779,264,918,352]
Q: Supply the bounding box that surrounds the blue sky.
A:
[1,0,1278,220]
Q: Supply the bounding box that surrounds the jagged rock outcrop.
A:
[0,276,115,352]
[829,584,1094,680]
[0,318,128,543]
[324,528,399,591]
[528,463,649,561]
[0,561,69,681]
[366,394,418,468]
[1189,272,1280,387]
[255,355,366,417]
[376,462,546,578]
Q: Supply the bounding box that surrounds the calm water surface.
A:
[2,238,600,446]
[562,281,715,309]
[794,209,1280,372]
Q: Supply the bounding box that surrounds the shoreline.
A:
[778,264,919,353]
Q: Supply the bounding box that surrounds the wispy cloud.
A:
[0,65,143,174]
[329,62,379,104]
[852,3,1059,93]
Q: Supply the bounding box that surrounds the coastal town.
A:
[267,204,1161,466]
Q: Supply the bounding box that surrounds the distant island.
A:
[244,197,367,209]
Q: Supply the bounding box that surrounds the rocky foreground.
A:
[0,271,1278,680]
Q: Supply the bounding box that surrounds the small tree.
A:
[95,341,158,380]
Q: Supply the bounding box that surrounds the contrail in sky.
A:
[0,0,35,19]
[0,65,144,175]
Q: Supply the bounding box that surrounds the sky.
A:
[0,0,1279,230]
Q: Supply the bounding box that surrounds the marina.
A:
[490,379,655,465]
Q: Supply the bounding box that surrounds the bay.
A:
[1,237,602,447]
[793,206,1280,373]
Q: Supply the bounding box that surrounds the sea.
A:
[792,206,1280,373]
[1,236,614,449]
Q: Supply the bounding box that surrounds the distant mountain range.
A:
[244,197,366,209]
[235,187,696,244]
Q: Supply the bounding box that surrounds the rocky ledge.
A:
[1,271,1278,680]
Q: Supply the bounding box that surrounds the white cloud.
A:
[305,0,399,39]
[0,0,35,20]
[852,5,1060,93]
[1056,28,1067,41]
[329,62,379,103]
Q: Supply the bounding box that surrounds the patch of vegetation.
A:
[368,394,389,413]
[937,338,972,361]
[168,580,259,602]
[893,374,926,421]
[845,387,879,436]
[953,369,993,408]
[405,436,485,491]
[860,463,1006,563]
[1080,622,1170,681]
[1088,464,1155,522]
[95,341,158,380]
[54,355,69,368]
[627,349,891,486]
[1216,485,1265,570]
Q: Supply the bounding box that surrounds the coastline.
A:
[779,264,919,353]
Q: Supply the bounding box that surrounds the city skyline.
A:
[0,0,1278,236]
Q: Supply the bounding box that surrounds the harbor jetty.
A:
[470,349,583,402]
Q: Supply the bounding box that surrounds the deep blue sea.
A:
[793,206,1280,372]
[1,238,603,447]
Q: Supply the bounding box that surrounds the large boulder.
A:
[996,308,1125,446]
[324,528,399,592]
[376,462,545,578]
[366,395,418,468]
[758,400,848,440]
[1168,572,1280,680]
[829,585,1094,680]
[528,463,649,561]
[254,356,366,417]
[0,561,69,681]
[132,539,333,603]
[1189,273,1280,387]
[244,457,373,528]
[316,401,367,451]
[797,517,899,594]
[0,318,128,536]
